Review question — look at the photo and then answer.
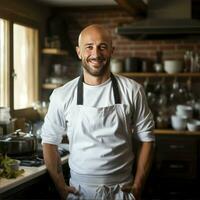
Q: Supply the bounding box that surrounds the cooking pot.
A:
[125,57,142,72]
[0,130,37,156]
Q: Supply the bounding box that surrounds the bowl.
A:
[164,60,183,74]
[187,119,200,131]
[8,159,21,171]
[171,115,187,131]
[176,104,193,118]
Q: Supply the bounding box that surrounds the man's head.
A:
[76,24,114,77]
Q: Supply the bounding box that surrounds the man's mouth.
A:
[89,58,105,64]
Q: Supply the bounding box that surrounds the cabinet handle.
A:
[169,164,184,169]
[169,144,185,149]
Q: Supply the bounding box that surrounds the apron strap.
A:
[110,73,121,104]
[77,73,121,105]
[77,73,84,105]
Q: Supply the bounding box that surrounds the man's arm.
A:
[132,141,155,199]
[43,143,77,200]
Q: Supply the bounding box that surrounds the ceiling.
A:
[36,0,117,6]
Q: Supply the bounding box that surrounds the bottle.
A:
[153,51,163,72]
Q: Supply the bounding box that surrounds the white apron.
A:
[66,73,135,200]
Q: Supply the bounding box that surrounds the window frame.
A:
[0,10,40,116]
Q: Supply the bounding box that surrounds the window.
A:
[0,17,39,110]
[0,18,9,107]
[13,24,38,109]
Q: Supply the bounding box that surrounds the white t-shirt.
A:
[41,74,155,146]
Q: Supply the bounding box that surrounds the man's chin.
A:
[84,68,104,77]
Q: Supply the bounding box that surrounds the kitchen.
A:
[1,0,200,199]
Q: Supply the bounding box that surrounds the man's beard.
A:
[82,57,110,77]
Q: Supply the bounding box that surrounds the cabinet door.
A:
[155,135,198,179]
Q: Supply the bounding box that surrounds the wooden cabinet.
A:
[119,72,200,134]
[41,48,68,89]
[155,135,197,179]
[118,72,200,78]
[143,134,200,199]
[40,48,69,100]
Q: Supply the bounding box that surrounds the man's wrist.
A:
[132,183,142,194]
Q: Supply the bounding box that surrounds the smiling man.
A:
[76,25,114,84]
[41,24,155,200]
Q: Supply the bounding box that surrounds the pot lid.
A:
[0,130,34,141]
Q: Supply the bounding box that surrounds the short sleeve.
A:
[41,89,67,146]
[133,86,155,142]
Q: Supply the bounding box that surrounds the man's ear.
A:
[76,46,82,60]
[111,47,115,55]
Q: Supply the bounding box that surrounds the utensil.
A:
[176,104,193,119]
[110,58,123,73]
[164,60,183,74]
[124,57,141,72]
[187,119,200,131]
[0,129,37,156]
[171,115,187,131]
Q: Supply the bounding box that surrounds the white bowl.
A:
[187,119,200,131]
[176,104,193,118]
[171,115,187,131]
[164,60,183,74]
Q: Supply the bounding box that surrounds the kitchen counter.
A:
[0,155,69,194]
[154,129,200,135]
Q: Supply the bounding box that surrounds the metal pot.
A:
[0,130,37,156]
[125,57,142,72]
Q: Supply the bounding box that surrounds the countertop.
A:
[0,155,69,194]
[154,129,200,135]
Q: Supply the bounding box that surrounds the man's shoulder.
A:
[115,74,142,90]
[55,77,79,92]
[51,76,79,100]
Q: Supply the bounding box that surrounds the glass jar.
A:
[156,109,169,129]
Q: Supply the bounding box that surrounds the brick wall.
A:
[58,6,200,63]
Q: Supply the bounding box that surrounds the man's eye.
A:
[100,45,107,50]
[86,46,93,50]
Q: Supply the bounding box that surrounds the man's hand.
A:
[121,184,141,200]
[60,185,79,200]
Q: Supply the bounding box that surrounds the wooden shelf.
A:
[42,48,68,56]
[42,83,63,90]
[154,129,200,135]
[118,72,200,78]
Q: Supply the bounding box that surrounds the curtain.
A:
[0,18,9,107]
[13,24,38,109]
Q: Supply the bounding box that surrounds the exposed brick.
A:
[58,7,200,61]
[176,44,196,50]
[159,45,176,51]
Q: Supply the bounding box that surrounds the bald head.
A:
[76,24,114,79]
[78,24,112,47]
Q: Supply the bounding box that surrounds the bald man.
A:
[42,24,155,200]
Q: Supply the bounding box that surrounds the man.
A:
[41,24,155,200]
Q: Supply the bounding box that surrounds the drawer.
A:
[156,152,197,162]
[156,159,197,179]
[155,136,197,153]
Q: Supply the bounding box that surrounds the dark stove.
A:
[12,146,69,167]
[19,156,44,167]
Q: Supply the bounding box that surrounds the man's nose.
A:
[92,47,101,57]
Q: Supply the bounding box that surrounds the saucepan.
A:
[0,130,37,156]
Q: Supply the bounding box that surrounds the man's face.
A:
[76,28,114,77]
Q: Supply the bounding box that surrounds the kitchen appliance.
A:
[16,145,69,167]
[0,130,37,156]
[116,0,200,39]
[0,119,16,136]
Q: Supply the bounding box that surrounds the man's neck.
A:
[83,71,110,86]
